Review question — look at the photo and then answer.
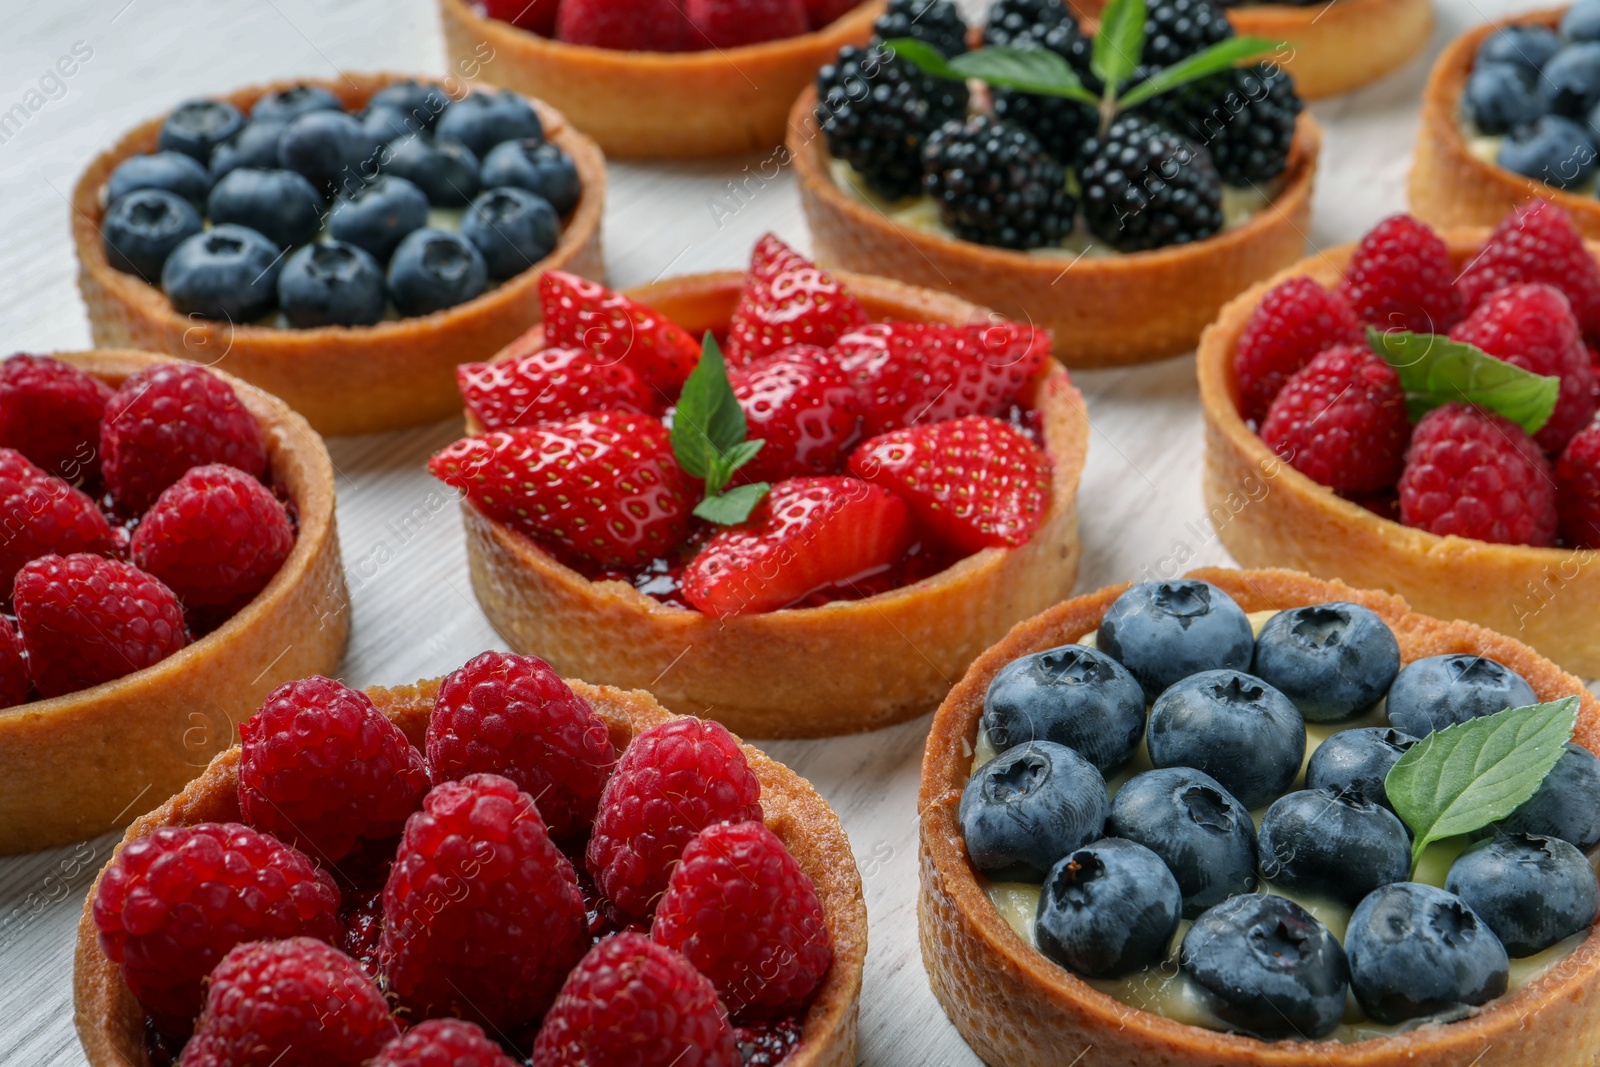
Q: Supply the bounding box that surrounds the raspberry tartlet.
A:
[74,657,866,1067]
[0,350,345,854]
[433,237,1088,738]
[73,73,605,436]
[438,0,882,158]
[921,567,1600,1067]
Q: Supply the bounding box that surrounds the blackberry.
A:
[874,0,969,58]
[1143,0,1235,70]
[921,116,1076,250]
[816,43,969,200]
[990,18,1101,164]
[1138,63,1302,184]
[982,0,1069,47]
[1079,114,1224,252]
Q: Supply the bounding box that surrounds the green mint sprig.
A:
[669,334,769,524]
[1366,327,1560,435]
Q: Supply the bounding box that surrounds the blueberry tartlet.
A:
[73,73,605,435]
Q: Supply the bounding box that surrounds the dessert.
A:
[438,0,882,158]
[790,0,1321,367]
[920,567,1600,1066]
[74,654,866,1067]
[73,73,605,436]
[433,236,1089,738]
[0,350,345,854]
[1198,205,1600,677]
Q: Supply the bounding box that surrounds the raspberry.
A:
[380,773,587,1030]
[1449,283,1598,454]
[0,447,116,595]
[370,1019,518,1067]
[178,938,398,1067]
[1458,201,1600,339]
[1337,215,1463,334]
[239,676,429,865]
[14,553,187,698]
[0,616,28,709]
[531,933,739,1067]
[100,363,268,515]
[1399,403,1559,546]
[426,651,615,840]
[91,822,340,1033]
[586,717,763,918]
[129,464,295,620]
[338,889,385,981]
[1233,277,1366,422]
[1259,345,1410,494]
[0,354,111,481]
[1557,419,1600,548]
[653,820,832,1021]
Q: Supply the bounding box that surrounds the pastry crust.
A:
[0,350,347,855]
[1196,232,1600,678]
[439,0,884,159]
[72,73,607,436]
[459,270,1088,739]
[1409,8,1600,238]
[788,88,1322,368]
[919,566,1600,1067]
[73,678,867,1067]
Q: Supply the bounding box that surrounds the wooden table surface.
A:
[1,0,1580,1062]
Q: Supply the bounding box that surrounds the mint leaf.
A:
[1385,697,1580,875]
[882,37,964,80]
[1092,0,1147,91]
[949,47,1099,104]
[671,334,748,481]
[1367,327,1560,434]
[693,481,770,524]
[1117,37,1288,109]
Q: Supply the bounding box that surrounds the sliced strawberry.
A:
[848,415,1052,553]
[458,343,657,430]
[730,345,860,483]
[538,272,701,397]
[681,477,912,616]
[726,234,868,366]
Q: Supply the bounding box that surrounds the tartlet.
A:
[458,269,1088,739]
[919,566,1600,1067]
[0,350,346,855]
[789,90,1322,368]
[73,676,867,1067]
[1196,231,1600,678]
[438,0,884,158]
[72,73,606,437]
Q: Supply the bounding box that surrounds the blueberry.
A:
[251,84,343,123]
[1146,670,1305,809]
[161,225,283,321]
[366,80,450,131]
[436,90,543,158]
[1447,834,1600,956]
[362,105,423,146]
[480,139,581,215]
[1498,115,1599,190]
[1345,882,1509,1024]
[1304,726,1418,810]
[209,119,288,181]
[1035,838,1181,978]
[277,240,386,328]
[1477,25,1562,75]
[382,133,481,206]
[461,187,561,281]
[1250,602,1400,722]
[1106,768,1256,918]
[158,99,245,163]
[1541,43,1600,117]
[102,189,203,282]
[206,168,325,250]
[1563,0,1600,43]
[1465,64,1546,136]
[1258,787,1411,907]
[1385,654,1538,737]
[385,228,489,317]
[278,110,383,195]
[1180,894,1348,1040]
[106,152,212,208]
[981,644,1146,774]
[327,175,430,263]
[958,741,1109,877]
[1097,580,1255,702]
[1499,742,1600,849]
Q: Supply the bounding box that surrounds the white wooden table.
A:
[0,1,1577,1062]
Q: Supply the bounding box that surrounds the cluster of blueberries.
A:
[1465,0,1600,191]
[100,81,580,328]
[960,579,1600,1040]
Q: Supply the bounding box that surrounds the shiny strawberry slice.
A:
[848,415,1052,553]
[538,272,700,396]
[726,234,868,366]
[729,345,860,483]
[429,412,693,571]
[681,477,912,616]
[458,343,657,430]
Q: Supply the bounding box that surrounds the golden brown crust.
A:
[72,73,607,436]
[1196,232,1600,678]
[460,270,1088,738]
[74,679,866,1067]
[919,567,1600,1067]
[788,88,1322,368]
[439,0,884,159]
[0,350,347,855]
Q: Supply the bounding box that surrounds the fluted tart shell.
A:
[920,566,1600,1067]
[73,73,606,436]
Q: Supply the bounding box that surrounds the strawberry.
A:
[681,476,913,616]
[849,415,1052,553]
[429,412,693,571]
[685,0,807,47]
[726,234,868,366]
[483,0,559,34]
[538,272,701,397]
[458,343,657,431]
[730,345,860,482]
[556,0,689,49]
